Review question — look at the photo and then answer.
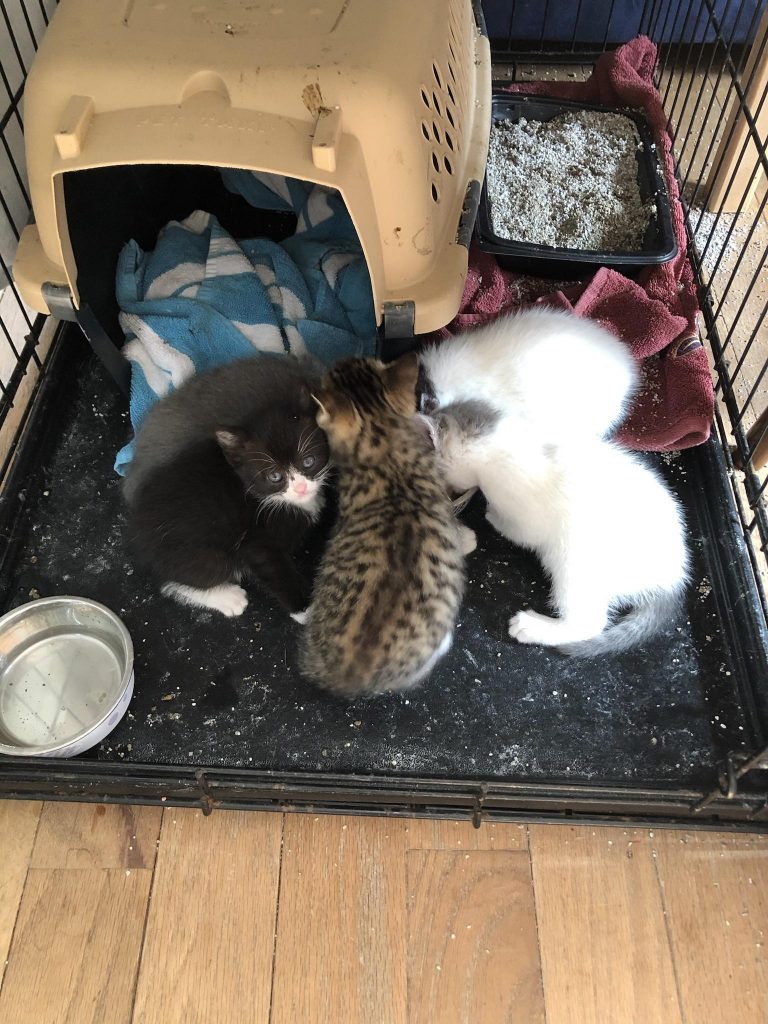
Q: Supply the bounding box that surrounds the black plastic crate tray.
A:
[475,91,678,278]
[0,330,766,828]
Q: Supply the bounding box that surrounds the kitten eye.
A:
[267,470,284,484]
[301,454,316,469]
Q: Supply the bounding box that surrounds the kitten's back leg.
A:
[509,532,612,646]
[161,582,249,617]
[508,606,608,646]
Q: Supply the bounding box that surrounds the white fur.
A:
[420,307,638,441]
[436,418,689,649]
[458,524,477,555]
[284,471,322,511]
[161,582,249,617]
[259,470,326,523]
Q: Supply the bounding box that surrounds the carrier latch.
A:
[382,301,415,340]
[41,282,77,322]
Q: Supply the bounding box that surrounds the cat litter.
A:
[486,110,656,250]
[475,95,677,277]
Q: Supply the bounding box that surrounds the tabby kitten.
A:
[298,354,474,697]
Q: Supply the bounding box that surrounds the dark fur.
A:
[124,355,329,613]
[435,399,500,439]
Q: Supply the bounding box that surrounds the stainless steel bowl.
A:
[0,597,134,757]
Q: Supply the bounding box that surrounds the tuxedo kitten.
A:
[124,355,329,617]
[433,402,689,656]
[418,306,638,441]
[298,354,474,696]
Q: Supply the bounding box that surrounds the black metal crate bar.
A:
[1,0,767,826]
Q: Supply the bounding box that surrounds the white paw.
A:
[459,525,477,556]
[290,608,310,625]
[508,610,549,646]
[211,584,249,617]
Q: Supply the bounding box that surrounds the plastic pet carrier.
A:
[12,0,491,360]
[1,0,768,829]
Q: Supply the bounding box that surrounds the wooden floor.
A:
[1,800,766,1023]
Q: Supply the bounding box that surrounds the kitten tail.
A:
[558,588,685,658]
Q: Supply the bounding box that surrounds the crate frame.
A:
[1,0,768,827]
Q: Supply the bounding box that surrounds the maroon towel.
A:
[434,37,712,451]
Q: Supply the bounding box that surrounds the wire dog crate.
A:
[0,0,767,827]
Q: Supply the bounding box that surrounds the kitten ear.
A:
[313,387,359,439]
[310,391,330,418]
[215,428,246,452]
[381,352,420,414]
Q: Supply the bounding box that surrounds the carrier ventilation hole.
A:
[432,92,442,116]
[432,151,440,173]
[432,122,441,144]
[449,41,456,61]
[443,155,453,174]
[432,63,442,89]
[447,81,455,105]
[421,88,430,108]
[449,62,457,82]
[421,121,430,140]
[431,182,439,202]
[446,105,455,128]
[445,130,454,151]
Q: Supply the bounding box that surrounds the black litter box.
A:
[475,92,678,279]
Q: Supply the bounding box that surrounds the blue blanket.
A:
[115,171,377,474]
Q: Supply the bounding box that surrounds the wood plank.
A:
[404,818,528,850]
[654,830,768,1024]
[132,808,282,1024]
[270,815,408,1024]
[407,849,544,1024]
[0,867,152,1024]
[0,312,56,483]
[0,800,41,987]
[706,8,768,211]
[31,801,162,870]
[514,63,594,83]
[661,67,726,187]
[529,825,683,1024]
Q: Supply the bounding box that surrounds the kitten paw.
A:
[210,584,249,617]
[458,525,477,555]
[290,608,310,625]
[163,581,249,617]
[508,610,550,646]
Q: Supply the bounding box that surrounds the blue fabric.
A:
[482,0,762,46]
[115,172,377,475]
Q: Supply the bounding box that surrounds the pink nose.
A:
[294,480,308,496]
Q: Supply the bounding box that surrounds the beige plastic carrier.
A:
[14,0,491,338]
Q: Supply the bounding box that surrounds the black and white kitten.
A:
[124,355,330,617]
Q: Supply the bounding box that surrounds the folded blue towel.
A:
[115,172,377,474]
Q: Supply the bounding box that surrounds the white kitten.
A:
[433,405,690,656]
[419,307,638,441]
